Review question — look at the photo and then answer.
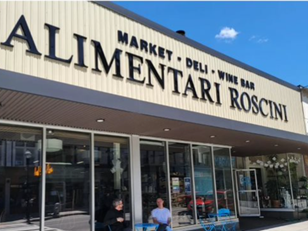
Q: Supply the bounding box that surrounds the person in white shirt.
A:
[151,198,172,231]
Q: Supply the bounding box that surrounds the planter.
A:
[271,200,280,208]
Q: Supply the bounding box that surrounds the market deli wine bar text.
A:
[0,15,288,122]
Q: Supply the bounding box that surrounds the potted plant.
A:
[265,179,280,208]
[298,176,307,198]
[301,208,308,218]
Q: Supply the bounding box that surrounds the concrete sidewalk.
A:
[239,216,308,231]
[247,220,308,231]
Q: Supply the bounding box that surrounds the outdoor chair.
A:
[198,212,216,231]
[199,217,216,231]
[217,208,237,231]
[95,221,112,231]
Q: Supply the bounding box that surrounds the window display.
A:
[191,145,215,221]
[0,125,42,227]
[94,135,131,230]
[140,140,168,223]
[44,130,91,231]
[168,143,193,228]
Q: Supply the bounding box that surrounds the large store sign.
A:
[1,15,289,123]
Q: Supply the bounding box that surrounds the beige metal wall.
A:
[0,1,305,135]
[303,93,308,134]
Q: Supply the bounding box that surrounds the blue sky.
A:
[115,1,308,87]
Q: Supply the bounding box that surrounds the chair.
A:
[197,211,216,231]
[134,223,159,231]
[217,209,237,231]
[199,216,216,231]
[95,222,112,231]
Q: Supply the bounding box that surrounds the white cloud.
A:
[215,27,239,40]
[249,35,256,41]
[249,35,269,44]
[257,38,269,43]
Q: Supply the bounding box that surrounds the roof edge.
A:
[0,68,307,145]
[93,1,299,92]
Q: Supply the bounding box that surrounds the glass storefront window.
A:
[288,153,306,209]
[169,142,193,228]
[94,135,131,230]
[214,147,235,216]
[44,130,91,231]
[263,154,291,208]
[248,154,295,209]
[0,124,239,229]
[0,125,42,227]
[192,145,215,221]
[140,140,168,223]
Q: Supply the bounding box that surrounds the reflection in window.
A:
[169,143,193,228]
[289,153,304,203]
[249,154,294,209]
[44,130,90,231]
[192,145,215,221]
[0,125,42,227]
[214,147,235,216]
[94,135,131,230]
[140,140,168,223]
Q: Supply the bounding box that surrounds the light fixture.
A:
[298,148,301,150]
[245,140,250,143]
[274,144,278,147]
[210,135,215,138]
[37,139,63,152]
[47,130,53,134]
[96,119,105,123]
[140,140,164,146]
[25,150,32,159]
[163,128,170,132]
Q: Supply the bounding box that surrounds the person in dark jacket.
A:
[104,198,131,231]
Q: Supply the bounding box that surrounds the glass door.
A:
[235,169,260,217]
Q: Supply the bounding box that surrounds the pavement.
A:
[1,216,308,231]
[239,217,308,231]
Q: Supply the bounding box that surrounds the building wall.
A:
[0,1,305,135]
[302,92,308,134]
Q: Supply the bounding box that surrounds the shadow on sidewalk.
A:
[239,216,308,231]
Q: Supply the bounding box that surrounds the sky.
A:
[115,1,308,88]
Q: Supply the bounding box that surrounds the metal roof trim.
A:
[0,68,307,144]
[93,1,299,92]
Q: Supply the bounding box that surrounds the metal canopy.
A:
[0,87,307,157]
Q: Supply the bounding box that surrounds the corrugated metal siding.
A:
[303,95,308,134]
[0,1,305,135]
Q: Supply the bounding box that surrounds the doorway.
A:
[235,169,260,217]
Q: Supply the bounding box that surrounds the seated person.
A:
[151,198,172,231]
[104,198,131,231]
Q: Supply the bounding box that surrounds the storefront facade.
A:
[0,1,308,230]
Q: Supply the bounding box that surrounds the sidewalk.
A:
[248,220,308,231]
[239,217,308,231]
[0,223,59,231]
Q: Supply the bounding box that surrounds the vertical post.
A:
[131,135,142,225]
[40,127,46,231]
[229,148,238,218]
[211,146,218,219]
[5,178,11,218]
[165,141,172,227]
[25,150,32,224]
[287,153,295,209]
[113,143,121,190]
[90,133,95,231]
[189,144,197,224]
[26,157,30,224]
